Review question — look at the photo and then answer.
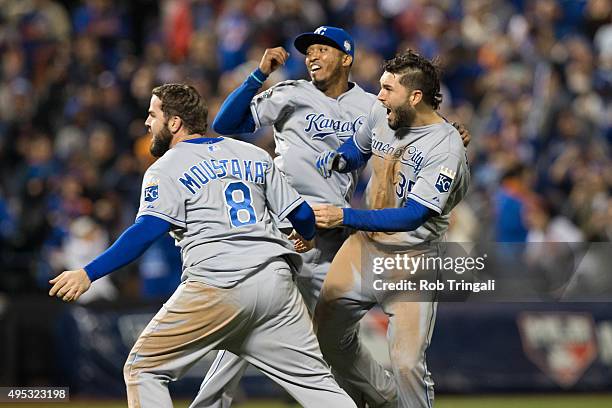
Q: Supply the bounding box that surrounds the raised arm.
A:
[212,69,264,135]
[212,47,290,135]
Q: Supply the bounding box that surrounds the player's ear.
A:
[409,90,423,107]
[169,116,182,133]
[342,54,353,67]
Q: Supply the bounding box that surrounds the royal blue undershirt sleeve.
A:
[342,199,436,232]
[337,137,371,172]
[211,68,269,135]
[286,201,316,241]
[84,215,171,281]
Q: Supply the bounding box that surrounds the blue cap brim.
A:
[294,33,348,56]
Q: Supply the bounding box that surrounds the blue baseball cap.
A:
[294,26,355,58]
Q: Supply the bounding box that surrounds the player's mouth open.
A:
[310,64,321,73]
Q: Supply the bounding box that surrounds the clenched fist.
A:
[259,47,290,76]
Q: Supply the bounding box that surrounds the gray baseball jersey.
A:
[250,80,376,215]
[353,101,470,245]
[136,137,303,288]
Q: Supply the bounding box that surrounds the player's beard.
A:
[149,124,173,158]
[388,103,417,130]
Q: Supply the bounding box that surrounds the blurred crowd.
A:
[0,0,610,300]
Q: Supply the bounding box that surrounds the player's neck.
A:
[322,81,349,99]
[171,132,204,147]
[315,71,351,99]
[412,109,444,127]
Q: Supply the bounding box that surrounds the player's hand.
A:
[315,150,346,178]
[288,230,315,253]
[313,204,344,228]
[452,122,471,147]
[49,269,91,302]
[259,47,290,75]
[316,150,338,178]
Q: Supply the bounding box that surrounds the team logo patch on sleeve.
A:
[144,179,159,202]
[435,166,455,193]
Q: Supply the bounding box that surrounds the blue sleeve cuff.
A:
[337,137,371,172]
[84,215,171,281]
[286,201,316,241]
[342,200,435,232]
[249,68,269,85]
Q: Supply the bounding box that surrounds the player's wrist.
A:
[82,265,96,282]
[79,268,92,283]
[251,68,269,84]
[332,153,347,172]
[341,207,352,227]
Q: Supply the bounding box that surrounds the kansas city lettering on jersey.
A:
[178,159,268,194]
[304,113,365,140]
[371,137,425,172]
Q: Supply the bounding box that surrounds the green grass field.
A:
[8,394,612,407]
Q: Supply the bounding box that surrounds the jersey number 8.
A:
[224,182,257,227]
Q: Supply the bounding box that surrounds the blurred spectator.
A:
[526,201,584,243]
[494,164,540,242]
[58,216,118,303]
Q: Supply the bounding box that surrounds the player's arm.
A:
[212,47,289,135]
[286,201,316,252]
[316,105,375,178]
[316,136,372,178]
[286,201,316,241]
[313,200,436,231]
[263,154,315,251]
[48,215,171,302]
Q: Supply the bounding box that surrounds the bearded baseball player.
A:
[194,27,470,408]
[312,50,471,408]
[48,84,358,408]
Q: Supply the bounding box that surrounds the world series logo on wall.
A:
[518,312,598,387]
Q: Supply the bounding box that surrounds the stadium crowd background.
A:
[0,0,610,301]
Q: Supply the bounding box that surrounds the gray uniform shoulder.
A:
[429,122,465,158]
[147,149,181,175]
[370,101,388,122]
[225,137,272,161]
[253,79,308,106]
[268,79,308,92]
[350,82,377,102]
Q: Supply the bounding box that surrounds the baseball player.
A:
[194,27,471,408]
[192,26,397,408]
[49,84,357,408]
[312,50,471,408]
